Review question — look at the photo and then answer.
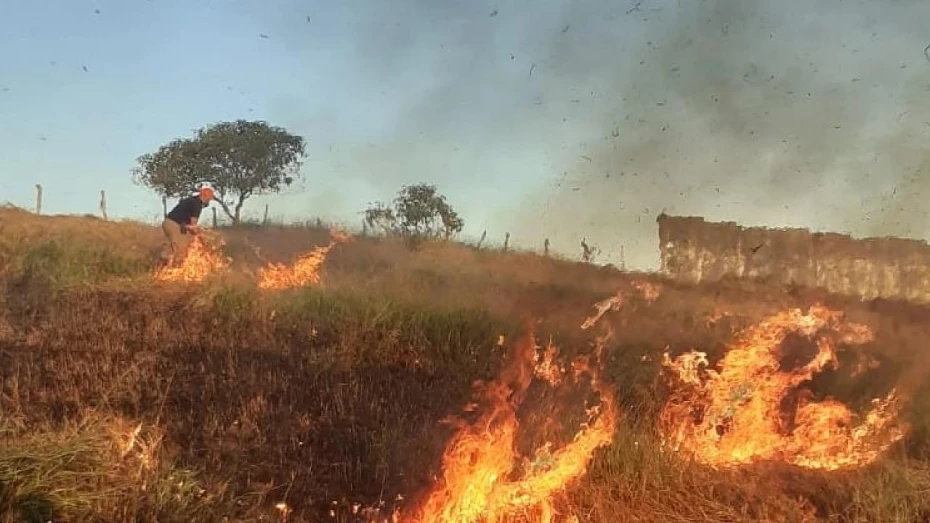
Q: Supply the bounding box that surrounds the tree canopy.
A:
[364,183,464,240]
[132,120,306,224]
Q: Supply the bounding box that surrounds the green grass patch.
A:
[9,240,150,291]
[0,417,242,523]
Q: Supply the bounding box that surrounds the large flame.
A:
[659,304,906,470]
[154,234,231,283]
[403,284,675,523]
[257,230,350,290]
[409,329,619,523]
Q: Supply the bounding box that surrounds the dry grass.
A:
[3,205,930,522]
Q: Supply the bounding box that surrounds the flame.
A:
[409,328,619,523]
[534,343,564,387]
[581,280,662,330]
[154,234,231,283]
[630,280,661,303]
[257,230,350,290]
[659,304,907,470]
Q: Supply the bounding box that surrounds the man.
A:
[161,186,215,268]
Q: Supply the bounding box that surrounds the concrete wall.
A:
[656,214,930,303]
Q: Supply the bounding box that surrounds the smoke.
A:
[505,0,930,269]
[262,0,930,269]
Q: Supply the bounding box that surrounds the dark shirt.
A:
[166,195,207,226]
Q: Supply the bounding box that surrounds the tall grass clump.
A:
[0,415,246,523]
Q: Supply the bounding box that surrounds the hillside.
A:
[2,205,930,523]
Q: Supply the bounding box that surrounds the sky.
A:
[1,0,930,270]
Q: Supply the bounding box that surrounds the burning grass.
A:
[4,207,930,522]
[660,305,907,471]
[257,229,351,290]
[153,233,232,283]
[410,327,619,523]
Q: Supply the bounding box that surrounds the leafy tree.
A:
[362,201,398,235]
[132,120,306,224]
[363,183,464,240]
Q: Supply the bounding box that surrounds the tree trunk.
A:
[213,197,236,225]
[233,195,246,226]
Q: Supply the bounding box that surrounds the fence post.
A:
[263,203,269,225]
[212,207,218,228]
[544,238,550,256]
[161,195,167,217]
[100,190,108,220]
[34,184,42,215]
[477,230,487,249]
[503,232,510,252]
[620,245,626,271]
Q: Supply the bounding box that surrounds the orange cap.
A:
[199,186,214,200]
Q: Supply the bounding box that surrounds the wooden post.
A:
[477,230,487,249]
[544,238,550,256]
[212,207,218,228]
[263,203,269,225]
[161,195,168,217]
[99,190,108,220]
[503,232,510,252]
[34,184,42,215]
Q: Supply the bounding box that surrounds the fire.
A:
[154,234,231,283]
[257,230,350,290]
[659,304,907,471]
[581,279,662,330]
[409,328,619,523]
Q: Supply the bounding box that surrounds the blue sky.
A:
[2,0,930,270]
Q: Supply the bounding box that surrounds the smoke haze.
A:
[511,0,930,270]
[265,0,930,270]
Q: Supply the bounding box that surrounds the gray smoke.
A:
[264,0,930,270]
[506,0,930,269]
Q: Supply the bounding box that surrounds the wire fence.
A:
[12,184,624,267]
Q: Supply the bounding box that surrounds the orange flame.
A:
[257,230,350,290]
[154,235,231,283]
[659,304,906,471]
[409,327,618,523]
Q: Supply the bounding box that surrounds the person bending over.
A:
[161,186,214,268]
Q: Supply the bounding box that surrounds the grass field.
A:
[3,204,930,523]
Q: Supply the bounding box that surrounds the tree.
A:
[132,120,306,224]
[362,201,398,235]
[363,183,464,240]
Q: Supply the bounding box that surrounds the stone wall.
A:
[656,214,930,303]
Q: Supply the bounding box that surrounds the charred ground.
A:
[2,205,930,522]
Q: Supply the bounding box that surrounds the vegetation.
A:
[131,120,306,224]
[2,204,930,522]
[364,183,465,241]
